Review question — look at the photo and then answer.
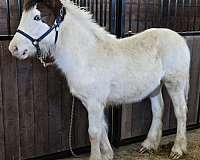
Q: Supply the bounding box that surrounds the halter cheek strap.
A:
[16,24,59,58]
[16,6,65,67]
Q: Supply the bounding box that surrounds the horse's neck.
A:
[55,9,112,63]
[53,3,118,77]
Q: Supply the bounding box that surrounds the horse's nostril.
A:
[13,46,18,52]
[23,49,28,55]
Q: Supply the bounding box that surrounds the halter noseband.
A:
[16,6,65,67]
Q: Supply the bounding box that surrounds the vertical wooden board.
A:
[0,1,8,34]
[0,42,5,160]
[131,99,152,137]
[33,61,49,156]
[124,1,129,34]
[17,58,34,159]
[121,104,133,139]
[61,78,72,150]
[74,99,89,148]
[47,67,63,153]
[187,36,200,125]
[9,0,20,34]
[106,0,110,30]
[1,41,21,160]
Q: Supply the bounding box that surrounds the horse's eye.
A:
[34,15,41,21]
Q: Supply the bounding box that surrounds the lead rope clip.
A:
[38,56,54,68]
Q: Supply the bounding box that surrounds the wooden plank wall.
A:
[0,0,20,35]
[121,36,200,140]
[0,0,8,34]
[123,0,200,35]
[0,41,90,159]
[0,42,5,160]
[1,41,21,160]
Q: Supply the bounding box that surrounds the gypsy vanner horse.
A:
[9,0,190,159]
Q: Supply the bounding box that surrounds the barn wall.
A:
[0,41,91,159]
[123,0,200,35]
[0,0,20,35]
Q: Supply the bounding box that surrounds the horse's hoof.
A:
[169,152,182,159]
[102,153,113,160]
[89,155,102,160]
[139,146,154,154]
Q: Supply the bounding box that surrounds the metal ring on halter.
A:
[32,40,39,46]
[60,6,64,17]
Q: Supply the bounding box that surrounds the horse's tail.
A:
[183,38,190,103]
[185,74,190,103]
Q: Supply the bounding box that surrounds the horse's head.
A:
[9,0,63,59]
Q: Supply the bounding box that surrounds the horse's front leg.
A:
[86,100,105,160]
[100,119,113,160]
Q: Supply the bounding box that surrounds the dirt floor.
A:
[61,129,200,160]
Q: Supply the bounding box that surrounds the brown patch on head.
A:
[23,0,41,11]
[37,2,56,26]
[23,0,65,26]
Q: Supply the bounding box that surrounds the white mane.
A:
[61,0,116,42]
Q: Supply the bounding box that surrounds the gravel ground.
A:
[61,129,200,160]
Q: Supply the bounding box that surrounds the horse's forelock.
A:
[23,0,43,11]
[23,0,65,26]
[23,0,64,18]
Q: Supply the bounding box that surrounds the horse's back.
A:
[143,28,190,73]
[125,28,190,74]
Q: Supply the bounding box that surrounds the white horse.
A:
[9,0,190,159]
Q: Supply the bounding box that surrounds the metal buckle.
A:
[55,26,59,31]
[32,40,38,46]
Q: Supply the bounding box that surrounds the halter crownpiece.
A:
[16,6,65,67]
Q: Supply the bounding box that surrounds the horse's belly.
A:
[107,70,163,104]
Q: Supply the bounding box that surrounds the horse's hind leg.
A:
[140,90,164,153]
[165,79,187,159]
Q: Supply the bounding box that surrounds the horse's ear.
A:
[52,0,63,16]
[24,0,37,11]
